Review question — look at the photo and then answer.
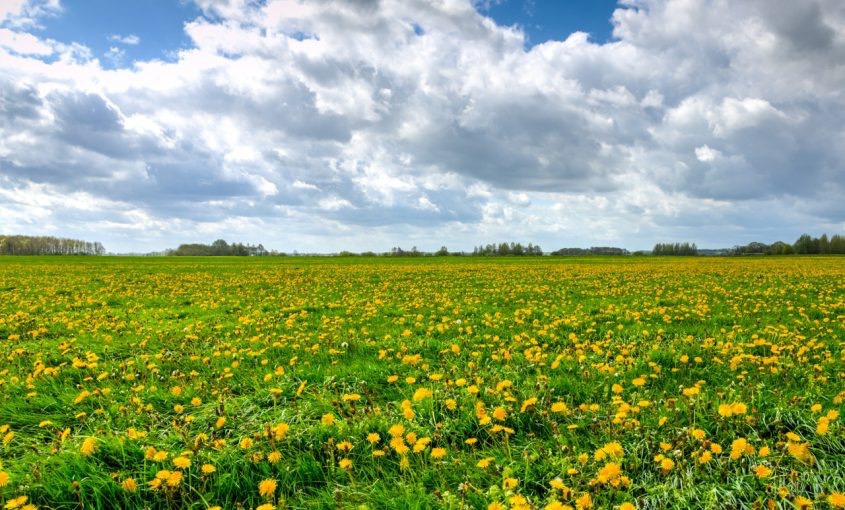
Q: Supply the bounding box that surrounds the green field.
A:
[0,256,843,509]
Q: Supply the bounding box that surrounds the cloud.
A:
[108,34,141,45]
[0,0,60,28]
[0,0,844,252]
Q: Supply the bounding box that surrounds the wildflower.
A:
[215,416,226,429]
[431,447,447,459]
[272,422,289,440]
[258,478,277,498]
[551,402,568,413]
[339,458,352,470]
[520,397,538,411]
[596,462,621,484]
[575,493,593,509]
[817,417,830,435]
[336,440,353,452]
[239,437,253,449]
[753,465,772,478]
[660,457,675,473]
[202,464,216,474]
[342,393,361,402]
[367,432,381,444]
[477,457,494,469]
[503,478,518,490]
[166,471,182,487]
[730,438,748,460]
[828,493,845,509]
[121,478,137,492]
[412,388,432,401]
[173,457,191,469]
[267,451,282,464]
[80,437,97,456]
[492,407,507,421]
[4,496,27,509]
[620,504,637,510]
[321,414,335,426]
[256,505,275,510]
[388,424,405,438]
[0,471,9,487]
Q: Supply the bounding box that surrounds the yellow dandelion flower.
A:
[201,464,216,474]
[431,447,447,459]
[0,472,9,487]
[80,437,97,456]
[503,477,518,490]
[258,478,277,498]
[828,493,845,509]
[4,496,28,509]
[173,457,191,469]
[267,451,282,464]
[477,457,494,469]
[753,465,772,478]
[121,478,137,492]
[166,471,182,487]
[321,413,335,426]
[339,458,352,470]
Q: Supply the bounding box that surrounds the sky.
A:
[1,0,843,254]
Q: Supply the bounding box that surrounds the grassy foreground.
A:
[0,256,843,509]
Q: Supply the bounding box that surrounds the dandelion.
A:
[4,496,28,509]
[477,457,493,469]
[551,402,568,413]
[431,447,446,459]
[166,471,182,487]
[367,432,381,444]
[258,478,277,499]
[80,437,97,456]
[596,462,621,484]
[492,407,507,421]
[503,478,519,490]
[173,456,191,469]
[753,465,772,478]
[121,477,138,492]
[267,451,282,464]
[202,464,216,474]
[339,458,352,470]
[660,457,675,473]
[321,414,335,426]
[828,493,845,509]
[575,493,593,509]
[239,437,253,449]
[215,416,226,429]
[0,471,9,487]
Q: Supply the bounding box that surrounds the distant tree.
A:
[793,234,816,254]
[435,246,449,256]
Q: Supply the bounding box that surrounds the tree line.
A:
[732,233,845,255]
[471,242,544,256]
[550,246,630,256]
[167,239,272,256]
[0,235,105,255]
[652,242,699,256]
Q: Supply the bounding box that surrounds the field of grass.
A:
[0,256,843,509]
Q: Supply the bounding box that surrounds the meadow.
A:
[0,256,843,509]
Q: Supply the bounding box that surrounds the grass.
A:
[0,255,843,509]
